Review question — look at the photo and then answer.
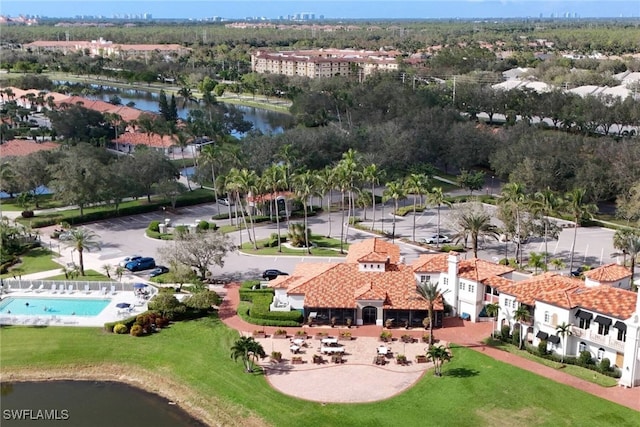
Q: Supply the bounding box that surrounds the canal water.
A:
[0,381,206,427]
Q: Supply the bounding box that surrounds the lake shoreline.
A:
[0,364,268,427]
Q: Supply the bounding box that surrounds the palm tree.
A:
[533,188,562,266]
[228,168,259,250]
[613,229,640,289]
[513,304,530,350]
[564,188,597,273]
[453,209,499,258]
[416,281,450,347]
[292,169,316,254]
[171,130,193,190]
[426,345,452,377]
[382,179,405,244]
[101,263,112,279]
[362,163,384,232]
[318,166,336,238]
[556,321,573,363]
[426,187,451,248]
[527,251,547,274]
[115,266,125,282]
[404,173,430,243]
[499,182,527,265]
[337,149,360,244]
[230,336,266,373]
[263,164,286,252]
[485,303,500,339]
[59,228,101,276]
[550,258,566,271]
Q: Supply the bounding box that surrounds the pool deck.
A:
[0,289,151,327]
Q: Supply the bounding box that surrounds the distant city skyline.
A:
[2,1,640,20]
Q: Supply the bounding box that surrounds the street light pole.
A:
[491,176,495,196]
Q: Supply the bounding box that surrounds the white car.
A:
[119,255,142,267]
[422,235,451,244]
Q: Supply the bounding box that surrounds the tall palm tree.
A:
[59,227,101,276]
[338,149,360,244]
[453,209,499,258]
[527,251,547,274]
[230,336,266,373]
[171,130,193,190]
[485,303,500,339]
[404,173,430,243]
[564,188,597,272]
[426,345,451,377]
[613,229,640,289]
[556,321,573,363]
[226,168,257,249]
[499,182,527,265]
[382,179,405,244]
[513,304,530,350]
[318,166,336,238]
[263,164,286,252]
[292,169,316,254]
[426,187,451,248]
[362,163,384,232]
[533,188,563,266]
[416,281,450,347]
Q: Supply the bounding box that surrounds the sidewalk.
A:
[219,283,640,412]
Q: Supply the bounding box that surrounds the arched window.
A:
[597,348,605,360]
[578,342,586,353]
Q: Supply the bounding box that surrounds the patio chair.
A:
[50,284,57,294]
[68,284,74,294]
[24,284,34,293]
[84,284,91,294]
[35,284,45,293]
[110,285,117,295]
[59,284,66,294]
[101,286,107,295]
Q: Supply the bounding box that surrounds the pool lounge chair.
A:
[35,284,45,293]
[50,284,57,294]
[101,286,107,295]
[68,284,75,294]
[24,284,34,293]
[59,284,66,294]
[84,284,91,294]
[110,285,117,295]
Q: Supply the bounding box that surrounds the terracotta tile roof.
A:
[483,275,515,290]
[113,131,174,149]
[247,191,293,203]
[458,258,515,282]
[583,263,632,282]
[284,260,442,311]
[345,238,401,264]
[567,286,637,320]
[500,273,582,306]
[411,253,449,274]
[0,139,60,157]
[55,96,147,122]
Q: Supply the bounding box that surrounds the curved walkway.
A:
[219,283,640,410]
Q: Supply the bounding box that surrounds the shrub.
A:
[500,325,511,341]
[599,358,611,372]
[113,323,128,334]
[174,225,189,237]
[538,340,548,356]
[196,220,210,231]
[274,328,288,336]
[21,210,34,218]
[380,331,392,341]
[578,350,594,366]
[148,220,160,232]
[511,329,520,346]
[130,324,144,337]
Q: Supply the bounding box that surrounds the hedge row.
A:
[104,313,144,332]
[238,288,274,301]
[249,294,303,323]
[237,301,302,327]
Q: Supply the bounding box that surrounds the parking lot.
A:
[63,199,627,284]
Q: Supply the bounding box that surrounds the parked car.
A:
[217,198,233,206]
[125,257,156,272]
[422,235,451,244]
[262,269,289,281]
[149,266,170,277]
[571,266,590,277]
[119,255,142,267]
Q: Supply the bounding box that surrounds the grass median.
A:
[1,318,636,427]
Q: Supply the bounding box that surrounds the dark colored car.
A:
[571,266,589,277]
[149,266,170,277]
[125,257,156,272]
[262,269,289,281]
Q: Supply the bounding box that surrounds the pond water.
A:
[0,381,206,427]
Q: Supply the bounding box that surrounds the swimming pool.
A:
[0,297,110,316]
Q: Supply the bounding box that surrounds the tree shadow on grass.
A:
[443,367,480,378]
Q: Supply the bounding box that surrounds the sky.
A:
[1,1,639,20]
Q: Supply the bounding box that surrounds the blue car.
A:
[125,257,156,272]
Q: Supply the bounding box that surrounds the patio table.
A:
[321,337,338,345]
[321,345,345,354]
[377,346,389,355]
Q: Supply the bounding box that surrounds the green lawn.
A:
[485,338,619,387]
[0,247,60,279]
[0,319,635,427]
[0,194,62,211]
[40,269,112,281]
[240,235,348,257]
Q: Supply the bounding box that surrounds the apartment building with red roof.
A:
[497,268,640,388]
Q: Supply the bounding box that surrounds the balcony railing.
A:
[483,293,499,303]
[571,326,625,352]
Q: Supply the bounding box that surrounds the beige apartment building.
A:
[251,48,400,79]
